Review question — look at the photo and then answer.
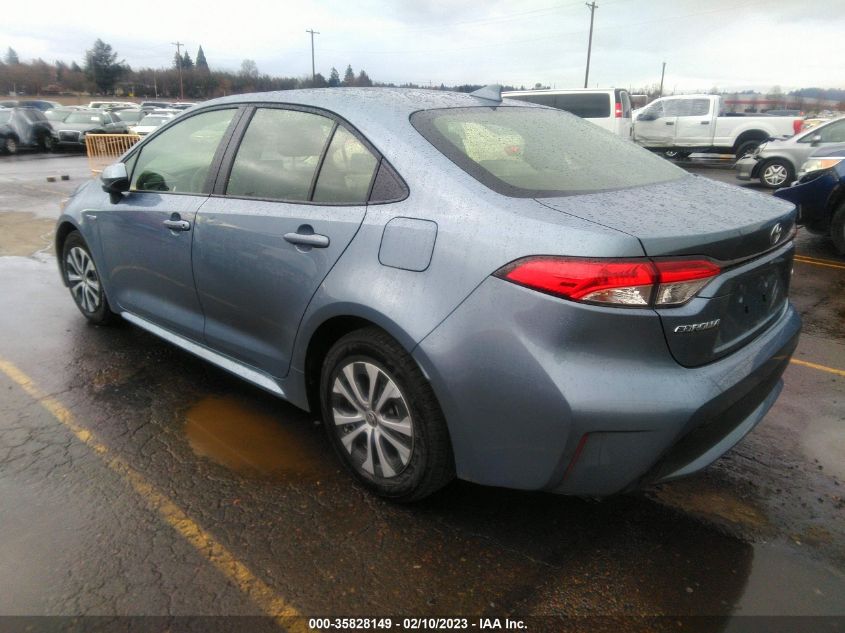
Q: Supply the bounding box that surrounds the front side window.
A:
[808,119,845,144]
[411,106,685,197]
[226,108,334,201]
[131,108,235,193]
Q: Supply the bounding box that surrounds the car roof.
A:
[203,87,542,149]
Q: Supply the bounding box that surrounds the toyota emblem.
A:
[770,223,783,245]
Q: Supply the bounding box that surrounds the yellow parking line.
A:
[794,253,844,265]
[790,358,845,378]
[794,256,845,271]
[0,357,306,631]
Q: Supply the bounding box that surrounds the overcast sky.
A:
[2,0,844,92]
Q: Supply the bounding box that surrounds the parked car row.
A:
[0,102,183,154]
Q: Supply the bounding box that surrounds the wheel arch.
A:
[55,220,81,284]
[298,307,423,417]
[733,129,771,152]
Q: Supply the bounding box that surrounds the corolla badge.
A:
[674,319,721,333]
[770,223,783,245]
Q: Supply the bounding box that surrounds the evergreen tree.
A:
[312,72,327,88]
[356,70,372,87]
[196,46,209,71]
[342,65,355,86]
[173,52,182,69]
[84,39,124,94]
[328,67,340,87]
[182,51,193,70]
[5,47,19,64]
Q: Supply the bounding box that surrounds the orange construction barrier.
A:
[85,134,141,175]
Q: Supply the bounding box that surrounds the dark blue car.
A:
[774,143,845,254]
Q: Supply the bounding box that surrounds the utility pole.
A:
[583,2,597,89]
[172,41,184,100]
[306,29,320,82]
[658,61,666,97]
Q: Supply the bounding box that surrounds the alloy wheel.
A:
[65,246,101,313]
[331,360,414,479]
[762,163,788,187]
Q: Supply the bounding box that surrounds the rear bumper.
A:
[414,277,801,496]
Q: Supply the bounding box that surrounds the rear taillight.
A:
[792,118,802,135]
[494,257,720,307]
[615,102,623,118]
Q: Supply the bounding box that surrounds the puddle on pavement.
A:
[650,479,769,531]
[184,395,330,479]
[0,211,55,256]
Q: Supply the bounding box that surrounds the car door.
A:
[673,98,713,147]
[796,118,845,166]
[95,107,239,340]
[634,99,678,145]
[192,106,379,378]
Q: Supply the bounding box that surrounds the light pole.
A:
[583,2,597,89]
[306,29,320,82]
[172,41,184,100]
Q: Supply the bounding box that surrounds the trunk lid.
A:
[536,175,797,366]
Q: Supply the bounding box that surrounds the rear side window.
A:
[411,106,685,197]
[675,99,711,117]
[131,108,235,193]
[508,93,611,118]
[226,108,334,201]
[313,126,378,204]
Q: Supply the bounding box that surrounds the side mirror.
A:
[101,162,130,198]
[637,112,656,121]
[810,135,822,146]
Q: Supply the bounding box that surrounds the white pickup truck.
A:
[633,94,801,159]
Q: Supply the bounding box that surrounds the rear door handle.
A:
[284,232,330,248]
[163,219,191,231]
[665,121,674,126]
[700,120,710,125]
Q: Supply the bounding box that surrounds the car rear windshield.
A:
[411,106,685,197]
[506,93,611,118]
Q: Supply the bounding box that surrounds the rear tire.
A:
[758,159,794,189]
[735,140,762,160]
[320,327,455,502]
[831,203,845,256]
[61,231,119,325]
[664,150,690,161]
[3,136,18,155]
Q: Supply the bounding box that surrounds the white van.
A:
[502,88,633,138]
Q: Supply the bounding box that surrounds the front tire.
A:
[61,231,119,325]
[40,134,56,153]
[758,159,794,189]
[320,327,455,502]
[3,136,18,155]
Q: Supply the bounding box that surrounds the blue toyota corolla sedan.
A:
[55,87,801,501]
[773,143,845,255]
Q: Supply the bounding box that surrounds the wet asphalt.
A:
[0,153,843,630]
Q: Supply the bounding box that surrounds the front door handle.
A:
[700,120,710,125]
[665,121,674,126]
[284,232,330,248]
[163,219,191,231]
